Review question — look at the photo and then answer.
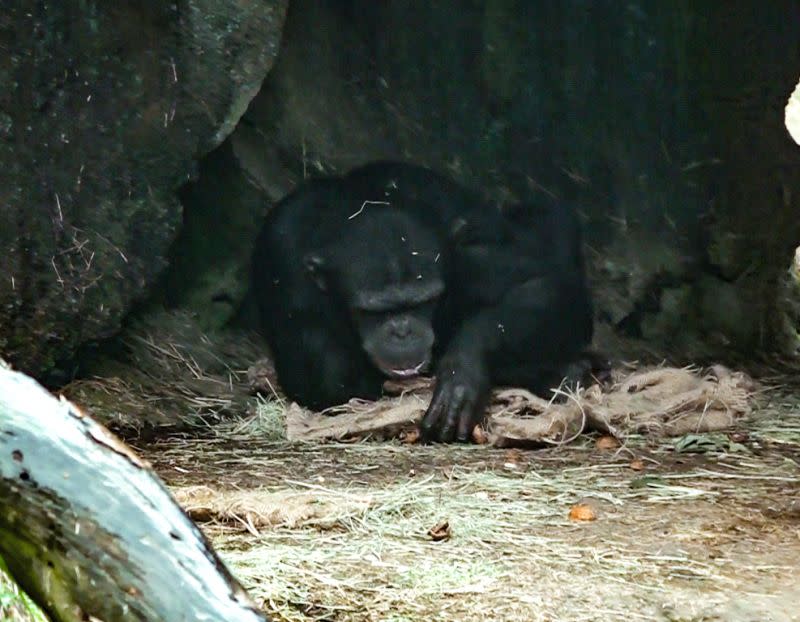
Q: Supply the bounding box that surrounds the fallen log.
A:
[0,360,268,622]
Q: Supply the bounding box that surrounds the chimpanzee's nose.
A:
[390,317,411,339]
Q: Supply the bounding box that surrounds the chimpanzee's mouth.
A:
[382,359,430,379]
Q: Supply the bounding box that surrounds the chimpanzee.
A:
[251,161,594,442]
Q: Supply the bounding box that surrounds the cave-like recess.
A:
[162,0,800,368]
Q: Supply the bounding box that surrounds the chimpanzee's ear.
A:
[303,252,328,291]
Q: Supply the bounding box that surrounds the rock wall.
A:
[0,0,287,380]
[5,1,800,378]
[184,0,799,362]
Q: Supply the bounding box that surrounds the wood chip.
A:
[428,520,451,542]
[595,435,620,450]
[629,458,645,471]
[472,425,489,444]
[568,503,597,522]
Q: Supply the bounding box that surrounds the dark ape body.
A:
[252,162,594,441]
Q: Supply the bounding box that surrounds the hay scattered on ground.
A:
[49,309,794,621]
[287,365,757,447]
[59,308,756,455]
[174,485,372,534]
[62,310,267,431]
[143,389,800,622]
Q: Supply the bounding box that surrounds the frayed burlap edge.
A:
[286,365,756,447]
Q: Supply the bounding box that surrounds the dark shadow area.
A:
[161,0,800,370]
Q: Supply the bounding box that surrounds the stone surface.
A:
[0,0,287,379]
[206,1,800,361]
[6,1,800,374]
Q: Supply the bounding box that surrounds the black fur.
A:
[252,162,594,442]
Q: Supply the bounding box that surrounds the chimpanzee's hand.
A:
[421,350,490,443]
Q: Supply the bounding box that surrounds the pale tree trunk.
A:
[0,360,269,622]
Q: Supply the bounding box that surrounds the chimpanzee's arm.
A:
[270,321,384,410]
[421,276,591,442]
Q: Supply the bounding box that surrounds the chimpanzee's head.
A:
[303,208,443,378]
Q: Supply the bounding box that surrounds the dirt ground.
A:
[134,390,800,622]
